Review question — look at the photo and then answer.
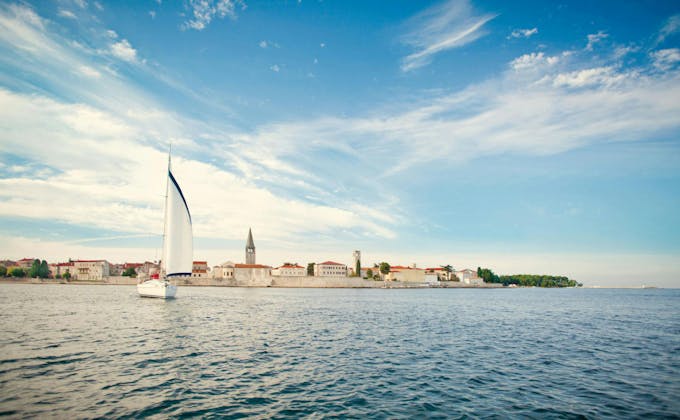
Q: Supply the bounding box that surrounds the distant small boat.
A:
[137,154,193,299]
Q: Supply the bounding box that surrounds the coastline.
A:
[0,277,504,289]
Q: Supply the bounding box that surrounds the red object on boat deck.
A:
[151,273,159,279]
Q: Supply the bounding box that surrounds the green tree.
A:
[29,259,40,278]
[39,260,49,279]
[307,263,315,276]
[355,259,361,278]
[122,267,137,277]
[477,267,500,283]
[0,266,6,277]
[497,274,579,288]
[366,268,373,279]
[62,271,71,280]
[11,268,26,278]
[54,273,61,279]
[379,262,391,277]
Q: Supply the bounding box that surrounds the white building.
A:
[314,261,348,277]
[424,273,440,285]
[455,268,484,285]
[272,264,306,276]
[72,260,110,281]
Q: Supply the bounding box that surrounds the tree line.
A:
[0,259,51,279]
[477,267,582,287]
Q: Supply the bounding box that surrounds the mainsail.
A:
[162,169,193,277]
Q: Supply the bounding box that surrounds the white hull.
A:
[137,280,177,299]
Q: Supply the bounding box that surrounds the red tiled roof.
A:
[319,261,344,266]
[391,266,423,270]
[193,261,208,265]
[235,264,271,269]
[124,263,143,268]
[73,259,107,263]
[18,258,34,262]
[279,264,304,269]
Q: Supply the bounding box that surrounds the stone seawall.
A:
[0,277,504,288]
[271,276,381,288]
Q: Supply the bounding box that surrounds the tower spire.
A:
[245,228,256,264]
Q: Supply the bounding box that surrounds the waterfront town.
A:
[0,229,495,288]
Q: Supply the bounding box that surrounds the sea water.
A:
[0,285,678,418]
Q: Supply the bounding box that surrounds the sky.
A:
[0,0,679,287]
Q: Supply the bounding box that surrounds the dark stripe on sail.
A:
[168,170,192,224]
[167,272,192,277]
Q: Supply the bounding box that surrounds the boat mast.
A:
[161,145,171,278]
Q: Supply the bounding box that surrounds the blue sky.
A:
[0,0,679,286]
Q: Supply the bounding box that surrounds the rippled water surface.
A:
[0,285,678,418]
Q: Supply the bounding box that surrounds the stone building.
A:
[71,260,110,281]
[314,261,348,277]
[234,264,271,283]
[49,262,73,278]
[212,261,235,279]
[192,261,210,278]
[386,265,425,282]
[272,264,306,276]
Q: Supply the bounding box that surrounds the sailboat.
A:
[137,154,193,298]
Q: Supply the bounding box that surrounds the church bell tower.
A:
[245,228,256,264]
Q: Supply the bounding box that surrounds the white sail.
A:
[163,170,193,277]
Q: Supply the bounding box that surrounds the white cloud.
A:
[401,0,496,72]
[586,31,608,51]
[110,39,137,62]
[77,65,101,78]
[320,42,325,48]
[58,9,77,19]
[106,29,117,38]
[259,40,279,49]
[149,11,156,19]
[657,14,680,44]
[0,3,401,246]
[230,47,680,178]
[0,89,397,244]
[612,45,638,59]
[509,51,561,71]
[650,48,680,71]
[552,66,627,88]
[270,64,280,72]
[509,27,537,39]
[183,0,244,31]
